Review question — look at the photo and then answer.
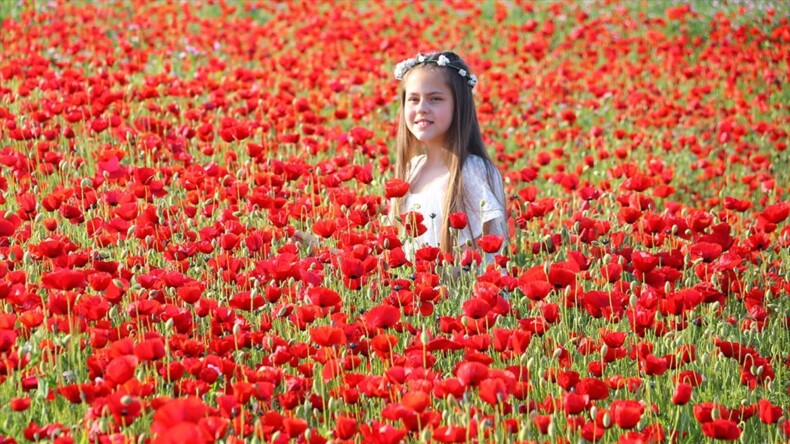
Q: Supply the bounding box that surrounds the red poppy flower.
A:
[307,287,342,309]
[672,383,693,405]
[134,338,166,362]
[576,377,610,401]
[41,269,87,291]
[363,304,401,330]
[478,234,504,253]
[642,354,668,376]
[533,415,551,434]
[478,377,509,406]
[334,415,358,439]
[105,355,139,386]
[151,397,208,434]
[623,174,654,192]
[462,298,492,319]
[581,420,605,442]
[456,361,489,387]
[432,425,467,443]
[563,392,589,415]
[384,179,410,199]
[310,325,346,347]
[340,256,365,280]
[448,212,468,229]
[690,241,723,262]
[359,421,407,444]
[177,283,204,304]
[10,396,31,411]
[610,399,644,429]
[757,399,783,424]
[701,419,742,440]
[312,219,336,238]
[107,391,143,426]
[761,201,789,223]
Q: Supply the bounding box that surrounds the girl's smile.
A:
[403,68,454,153]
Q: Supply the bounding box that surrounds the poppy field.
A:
[1,0,789,442]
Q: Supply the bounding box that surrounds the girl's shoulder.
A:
[462,154,498,179]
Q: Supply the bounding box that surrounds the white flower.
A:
[394,62,407,80]
[394,54,478,88]
[394,58,417,79]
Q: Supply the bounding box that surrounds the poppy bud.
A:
[552,348,563,359]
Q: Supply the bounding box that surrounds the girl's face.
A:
[403,68,454,152]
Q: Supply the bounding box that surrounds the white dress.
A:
[401,154,507,257]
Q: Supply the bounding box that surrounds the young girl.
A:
[390,51,508,261]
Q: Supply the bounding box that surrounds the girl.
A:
[390,51,508,261]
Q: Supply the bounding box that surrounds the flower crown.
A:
[394,54,478,88]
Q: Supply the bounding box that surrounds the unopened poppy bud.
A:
[552,348,563,359]
[165,318,175,330]
[62,370,76,383]
[629,293,638,307]
[603,412,612,428]
[600,344,608,357]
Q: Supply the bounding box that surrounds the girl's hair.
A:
[391,51,506,253]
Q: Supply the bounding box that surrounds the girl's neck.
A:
[424,144,448,167]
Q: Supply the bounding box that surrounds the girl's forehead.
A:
[403,68,450,93]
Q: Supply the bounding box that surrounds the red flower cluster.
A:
[0,0,788,443]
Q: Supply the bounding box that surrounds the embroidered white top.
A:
[401,154,507,253]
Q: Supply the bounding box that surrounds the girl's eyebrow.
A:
[407,90,447,96]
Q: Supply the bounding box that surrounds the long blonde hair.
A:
[390,51,506,253]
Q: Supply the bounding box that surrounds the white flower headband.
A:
[394,53,478,88]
